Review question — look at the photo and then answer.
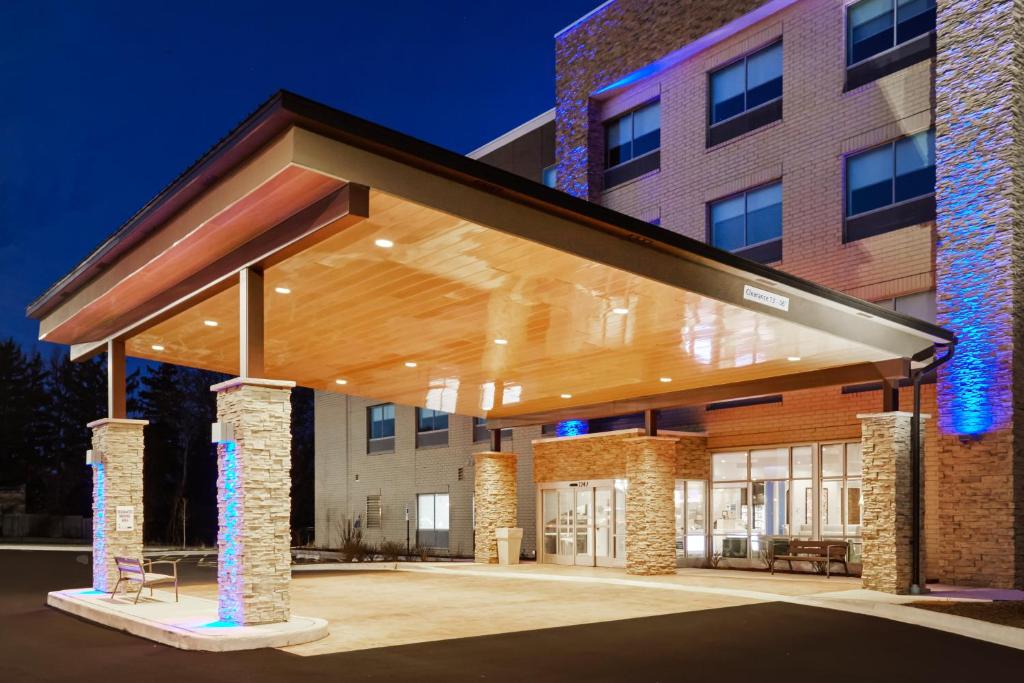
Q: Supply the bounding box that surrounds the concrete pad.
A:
[47,587,327,652]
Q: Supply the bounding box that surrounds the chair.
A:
[111,556,180,604]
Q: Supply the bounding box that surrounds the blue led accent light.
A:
[937,97,1008,437]
[556,420,589,437]
[217,440,242,625]
[92,463,107,591]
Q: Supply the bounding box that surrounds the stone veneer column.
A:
[935,0,1024,589]
[211,377,294,626]
[88,418,147,592]
[473,451,517,564]
[859,412,928,594]
[625,437,677,575]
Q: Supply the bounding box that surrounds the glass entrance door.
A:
[539,481,622,567]
[675,480,708,567]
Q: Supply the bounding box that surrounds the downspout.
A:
[909,341,955,595]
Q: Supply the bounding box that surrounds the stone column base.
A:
[473,451,517,563]
[625,437,677,576]
[212,377,294,626]
[859,412,928,594]
[88,417,148,592]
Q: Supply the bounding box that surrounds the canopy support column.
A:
[473,451,517,563]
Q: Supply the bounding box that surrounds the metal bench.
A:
[111,556,180,603]
[769,539,849,578]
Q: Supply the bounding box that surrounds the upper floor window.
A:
[844,129,935,241]
[367,403,395,453]
[542,164,557,188]
[708,41,783,147]
[848,0,935,65]
[416,408,449,448]
[605,100,660,168]
[603,100,661,189]
[845,0,936,89]
[708,182,783,263]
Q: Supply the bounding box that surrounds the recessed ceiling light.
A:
[494,338,508,345]
[375,238,394,249]
[275,286,291,295]
[151,344,165,352]
[335,379,348,385]
[612,307,629,315]
[204,320,218,327]
[560,393,573,399]
[787,356,801,362]
[659,377,672,383]
[404,361,418,368]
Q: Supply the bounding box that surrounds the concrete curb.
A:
[47,588,328,652]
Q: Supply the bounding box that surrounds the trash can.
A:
[496,527,523,565]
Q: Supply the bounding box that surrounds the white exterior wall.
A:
[314,390,540,557]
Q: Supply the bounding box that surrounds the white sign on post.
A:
[115,506,134,532]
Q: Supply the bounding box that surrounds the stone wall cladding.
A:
[313,391,540,558]
[859,413,922,594]
[473,451,517,563]
[673,433,710,479]
[624,437,678,575]
[213,378,293,626]
[934,0,1024,589]
[88,418,146,592]
[555,0,765,200]
[533,429,643,482]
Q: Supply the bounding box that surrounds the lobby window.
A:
[845,0,936,90]
[603,100,660,189]
[416,408,449,448]
[845,129,935,242]
[708,182,782,263]
[367,403,395,454]
[542,164,557,188]
[417,493,450,548]
[820,442,863,561]
[708,41,782,147]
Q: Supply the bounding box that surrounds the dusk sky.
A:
[1,0,598,350]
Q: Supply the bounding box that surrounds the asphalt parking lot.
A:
[3,549,1024,682]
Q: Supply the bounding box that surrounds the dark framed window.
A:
[845,0,935,89]
[416,408,449,448]
[708,41,782,147]
[845,129,935,241]
[603,100,660,188]
[708,182,782,263]
[367,403,395,454]
[473,416,489,443]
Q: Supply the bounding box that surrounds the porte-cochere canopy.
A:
[28,91,954,426]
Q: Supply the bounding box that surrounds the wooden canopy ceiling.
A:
[29,93,953,423]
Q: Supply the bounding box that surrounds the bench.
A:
[769,540,849,578]
[111,556,180,604]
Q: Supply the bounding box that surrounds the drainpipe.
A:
[909,341,955,595]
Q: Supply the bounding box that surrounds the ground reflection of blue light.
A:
[202,620,240,628]
[218,440,242,624]
[92,463,107,591]
[556,420,589,437]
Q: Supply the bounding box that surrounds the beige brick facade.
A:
[473,451,518,563]
[88,418,147,592]
[213,378,293,626]
[313,391,541,558]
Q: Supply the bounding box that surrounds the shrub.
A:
[357,541,377,562]
[379,540,404,562]
[338,518,363,563]
[413,544,431,562]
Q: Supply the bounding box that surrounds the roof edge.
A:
[466,108,555,160]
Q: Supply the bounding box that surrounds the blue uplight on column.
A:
[218,440,242,625]
[91,462,107,591]
[556,420,589,437]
